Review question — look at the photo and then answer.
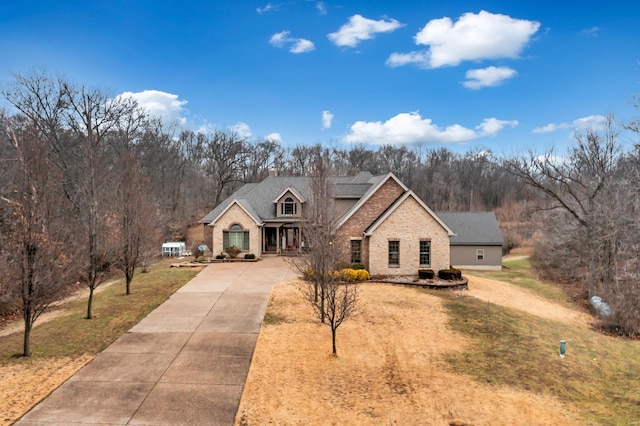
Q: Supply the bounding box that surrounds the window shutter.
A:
[244,231,250,250]
[223,232,229,249]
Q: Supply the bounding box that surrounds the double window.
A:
[281,197,297,215]
[419,240,431,266]
[388,240,400,266]
[223,224,250,250]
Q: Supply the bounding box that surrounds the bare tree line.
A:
[1,71,639,356]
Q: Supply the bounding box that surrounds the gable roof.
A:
[273,186,307,204]
[207,198,263,226]
[200,172,391,226]
[364,191,455,237]
[199,183,258,223]
[336,173,409,228]
[436,212,504,246]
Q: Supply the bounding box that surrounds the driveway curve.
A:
[17,256,294,425]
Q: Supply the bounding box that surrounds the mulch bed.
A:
[372,276,468,290]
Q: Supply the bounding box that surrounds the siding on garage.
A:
[450,245,503,271]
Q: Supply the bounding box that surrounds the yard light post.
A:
[559,340,566,358]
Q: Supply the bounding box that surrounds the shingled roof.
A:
[435,212,504,246]
[199,172,386,225]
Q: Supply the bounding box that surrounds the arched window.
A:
[223,224,249,250]
[282,197,297,215]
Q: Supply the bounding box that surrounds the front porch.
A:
[262,223,304,256]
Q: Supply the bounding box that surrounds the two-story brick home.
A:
[199,171,502,275]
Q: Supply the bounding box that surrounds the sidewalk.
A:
[17,256,293,425]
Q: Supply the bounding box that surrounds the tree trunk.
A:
[125,271,133,295]
[331,324,337,357]
[86,286,94,319]
[23,311,32,357]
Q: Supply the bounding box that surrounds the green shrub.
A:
[419,269,435,279]
[196,256,205,263]
[244,253,256,259]
[351,263,365,270]
[438,268,462,281]
[215,254,225,260]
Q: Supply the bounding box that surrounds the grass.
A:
[466,257,570,305]
[437,262,640,425]
[0,259,199,363]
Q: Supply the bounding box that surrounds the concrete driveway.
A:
[17,256,294,425]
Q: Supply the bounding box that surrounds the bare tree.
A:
[4,73,139,319]
[505,115,621,298]
[108,106,160,295]
[295,156,358,356]
[203,130,248,206]
[0,114,76,356]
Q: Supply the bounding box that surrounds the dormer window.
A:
[282,197,297,215]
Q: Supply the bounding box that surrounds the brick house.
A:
[199,171,458,275]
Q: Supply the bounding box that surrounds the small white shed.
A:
[162,242,187,257]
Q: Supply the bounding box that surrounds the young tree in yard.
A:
[296,157,358,356]
[0,114,76,356]
[108,106,160,294]
[113,152,159,294]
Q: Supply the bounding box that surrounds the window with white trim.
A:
[281,197,297,215]
[476,249,485,261]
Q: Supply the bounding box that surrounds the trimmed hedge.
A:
[244,253,256,259]
[418,269,435,279]
[438,268,462,281]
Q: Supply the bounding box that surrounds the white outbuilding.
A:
[162,242,187,257]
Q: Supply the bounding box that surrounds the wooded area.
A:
[1,71,639,357]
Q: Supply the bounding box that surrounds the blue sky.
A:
[1,1,639,154]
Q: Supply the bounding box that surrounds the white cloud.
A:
[257,2,280,14]
[533,115,607,134]
[463,66,517,89]
[265,132,282,143]
[228,122,252,138]
[476,118,518,136]
[322,110,334,129]
[328,14,404,47]
[389,10,539,69]
[269,31,289,47]
[315,1,326,15]
[386,51,430,69]
[290,38,315,53]
[118,90,188,126]
[343,112,516,145]
[270,31,315,53]
[581,26,600,37]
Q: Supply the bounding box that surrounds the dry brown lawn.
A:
[237,280,582,425]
